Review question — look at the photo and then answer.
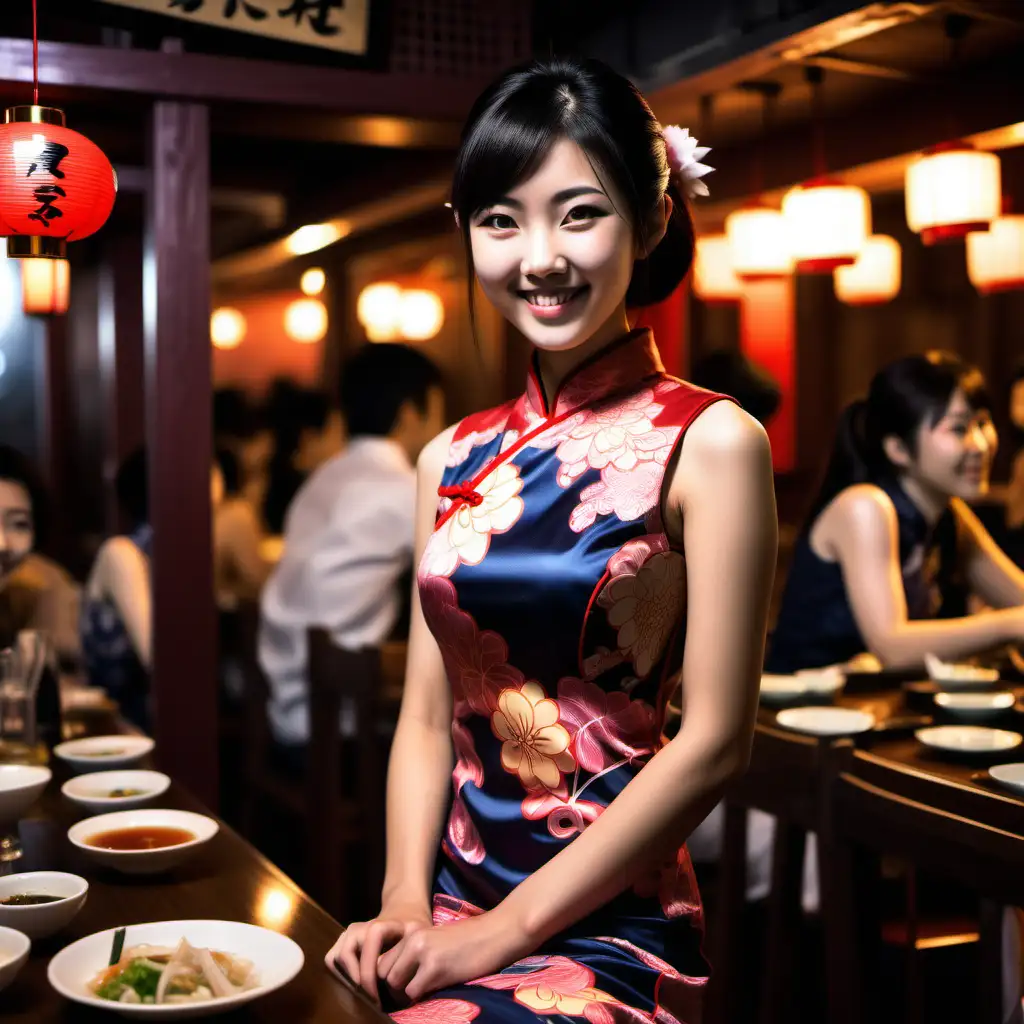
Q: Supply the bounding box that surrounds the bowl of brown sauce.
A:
[67,809,219,875]
[0,872,89,939]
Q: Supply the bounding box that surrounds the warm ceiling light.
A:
[21,257,70,316]
[284,297,328,343]
[300,267,326,295]
[356,281,402,341]
[966,214,1024,295]
[210,306,246,350]
[834,234,901,306]
[725,205,794,280]
[285,223,345,255]
[782,179,870,272]
[905,142,1001,245]
[692,235,741,303]
[398,289,444,341]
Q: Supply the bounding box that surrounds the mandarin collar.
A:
[523,328,665,419]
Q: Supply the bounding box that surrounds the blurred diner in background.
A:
[3,2,1024,1022]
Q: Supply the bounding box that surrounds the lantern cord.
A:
[32,0,39,105]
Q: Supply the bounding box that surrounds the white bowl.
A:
[934,691,1016,722]
[0,871,88,939]
[48,919,304,1019]
[0,924,31,994]
[927,664,1001,690]
[760,669,844,706]
[988,763,1024,796]
[0,764,52,824]
[62,771,171,813]
[776,706,876,737]
[916,725,1023,755]
[68,809,219,875]
[53,735,155,773]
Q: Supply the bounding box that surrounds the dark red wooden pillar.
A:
[145,100,218,808]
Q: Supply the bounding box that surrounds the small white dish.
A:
[68,809,218,875]
[62,771,171,813]
[0,923,31,993]
[934,691,1016,722]
[988,763,1024,796]
[776,706,875,737]
[924,653,1000,689]
[53,735,154,773]
[0,871,89,939]
[760,669,844,706]
[48,919,304,1019]
[0,764,52,823]
[915,725,1023,755]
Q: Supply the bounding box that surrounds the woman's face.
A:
[908,389,998,500]
[469,137,642,354]
[0,479,34,585]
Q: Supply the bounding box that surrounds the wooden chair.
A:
[822,743,1024,1024]
[707,721,834,1024]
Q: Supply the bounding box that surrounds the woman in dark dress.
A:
[768,351,1024,675]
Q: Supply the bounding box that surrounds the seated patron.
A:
[259,345,444,749]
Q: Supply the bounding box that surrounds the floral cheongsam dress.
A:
[397,329,732,1024]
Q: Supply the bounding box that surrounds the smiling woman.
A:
[326,55,777,1023]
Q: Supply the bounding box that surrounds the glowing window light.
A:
[692,235,741,303]
[284,297,328,343]
[210,307,246,350]
[300,267,326,296]
[782,179,870,272]
[905,142,1000,245]
[357,282,402,342]
[398,289,444,341]
[834,235,901,306]
[725,205,793,281]
[966,214,1024,295]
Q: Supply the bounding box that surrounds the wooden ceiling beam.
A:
[0,37,489,119]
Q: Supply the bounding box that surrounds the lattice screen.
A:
[389,0,532,77]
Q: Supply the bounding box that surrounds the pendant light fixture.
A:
[0,1,117,261]
[726,83,794,281]
[904,14,1000,245]
[966,207,1024,294]
[21,255,68,314]
[693,234,741,303]
[834,235,901,305]
[782,67,870,273]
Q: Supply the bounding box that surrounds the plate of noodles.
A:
[47,920,304,1018]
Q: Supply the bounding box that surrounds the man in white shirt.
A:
[259,344,444,747]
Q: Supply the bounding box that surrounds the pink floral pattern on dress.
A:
[556,678,657,773]
[631,847,702,920]
[419,576,524,716]
[432,892,484,926]
[470,955,647,1021]
[569,461,671,534]
[553,389,671,488]
[521,787,605,839]
[595,939,708,1024]
[452,719,484,792]
[448,791,485,864]
[599,538,686,678]
[491,682,575,791]
[391,998,481,1023]
[423,461,525,577]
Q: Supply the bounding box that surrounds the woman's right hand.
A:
[325,898,433,1006]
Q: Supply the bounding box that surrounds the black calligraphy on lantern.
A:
[277,0,342,36]
[168,0,269,18]
[29,185,67,227]
[26,141,70,180]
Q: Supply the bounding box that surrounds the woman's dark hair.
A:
[807,351,991,521]
[214,447,241,497]
[0,444,46,542]
[451,56,695,311]
[115,448,149,529]
[339,344,442,437]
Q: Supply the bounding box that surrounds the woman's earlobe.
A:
[635,195,673,259]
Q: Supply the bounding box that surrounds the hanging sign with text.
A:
[95,0,369,55]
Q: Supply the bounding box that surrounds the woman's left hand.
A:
[376,907,531,1003]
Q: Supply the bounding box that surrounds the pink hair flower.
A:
[661,125,714,199]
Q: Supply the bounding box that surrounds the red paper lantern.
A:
[0,106,117,259]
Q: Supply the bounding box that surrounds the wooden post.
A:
[145,100,218,808]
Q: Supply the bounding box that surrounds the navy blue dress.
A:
[767,479,965,674]
[395,330,730,1024]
